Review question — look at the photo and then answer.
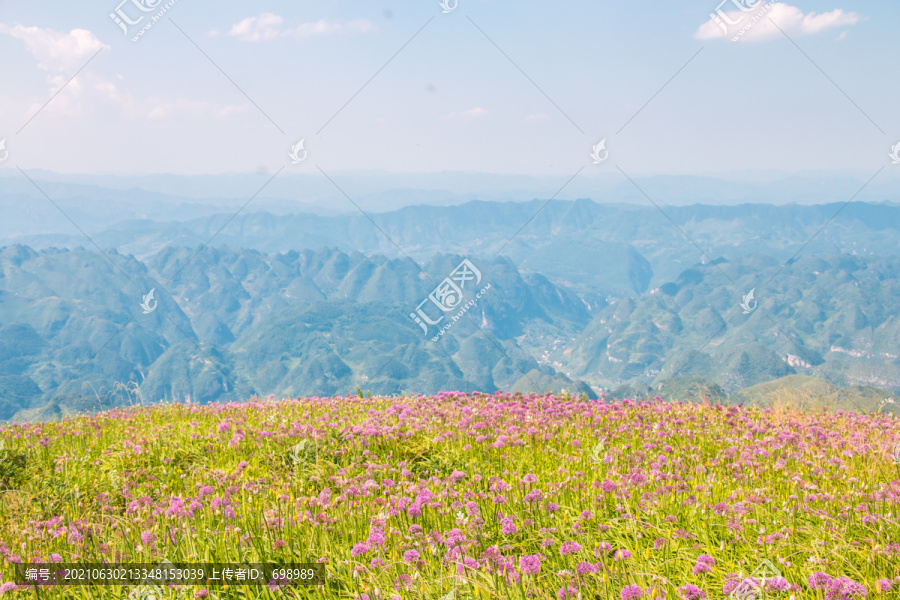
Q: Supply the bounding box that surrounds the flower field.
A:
[1,392,899,599]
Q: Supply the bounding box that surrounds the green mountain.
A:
[554,254,900,395]
[0,245,600,419]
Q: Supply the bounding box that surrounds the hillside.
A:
[0,245,599,419]
[553,254,900,394]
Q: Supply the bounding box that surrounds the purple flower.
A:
[809,572,833,589]
[576,561,598,575]
[403,549,420,564]
[614,549,632,561]
[195,590,209,598]
[601,480,616,493]
[448,470,466,483]
[140,530,156,546]
[351,542,371,557]
[501,519,518,535]
[524,489,543,503]
[697,554,715,566]
[0,582,17,593]
[878,579,893,592]
[560,541,582,556]
[621,584,644,600]
[522,473,538,484]
[558,585,579,600]
[678,584,706,600]
[198,486,214,497]
[519,554,541,575]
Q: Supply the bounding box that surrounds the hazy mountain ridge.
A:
[554,253,900,395]
[6,199,899,296]
[0,245,599,419]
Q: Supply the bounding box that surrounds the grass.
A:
[0,391,898,599]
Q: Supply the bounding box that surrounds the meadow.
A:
[0,392,898,599]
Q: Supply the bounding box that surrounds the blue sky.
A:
[0,0,898,176]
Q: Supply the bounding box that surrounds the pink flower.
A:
[576,561,598,574]
[448,470,466,483]
[678,584,706,600]
[519,554,541,575]
[808,572,833,589]
[501,518,518,535]
[560,541,582,556]
[403,549,420,564]
[558,585,579,600]
[524,489,543,503]
[621,584,644,600]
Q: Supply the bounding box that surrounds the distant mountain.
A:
[8,199,900,297]
[0,245,599,419]
[553,254,900,395]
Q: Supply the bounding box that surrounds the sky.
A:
[0,0,898,177]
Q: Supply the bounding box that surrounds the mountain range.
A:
[0,193,898,420]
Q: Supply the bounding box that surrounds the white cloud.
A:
[227,13,375,42]
[0,23,107,71]
[694,3,860,42]
[441,107,488,121]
